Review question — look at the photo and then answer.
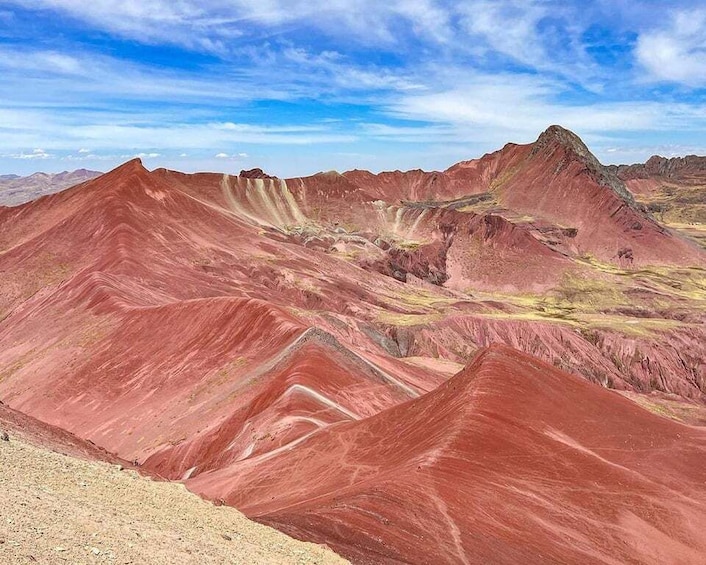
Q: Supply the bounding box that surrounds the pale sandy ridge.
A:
[0,433,348,565]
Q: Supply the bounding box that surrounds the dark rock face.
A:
[239,168,276,180]
[532,125,636,206]
[360,240,450,286]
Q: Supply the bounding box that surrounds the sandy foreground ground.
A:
[0,432,348,565]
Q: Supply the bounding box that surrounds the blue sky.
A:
[0,1,705,177]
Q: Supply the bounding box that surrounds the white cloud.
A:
[3,1,590,87]
[64,152,115,161]
[371,68,706,159]
[0,43,422,119]
[0,100,359,160]
[215,152,249,160]
[2,1,706,177]
[3,148,54,159]
[460,2,548,66]
[5,1,456,51]
[636,9,706,85]
[0,48,85,76]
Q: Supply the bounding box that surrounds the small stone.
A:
[91,547,102,555]
[54,547,68,552]
[1,431,8,441]
[221,534,232,541]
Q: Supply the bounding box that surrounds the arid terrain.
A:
[0,169,101,207]
[1,125,705,564]
[0,404,347,564]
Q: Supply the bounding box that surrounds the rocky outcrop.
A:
[239,168,276,180]
[531,125,637,206]
[611,155,706,182]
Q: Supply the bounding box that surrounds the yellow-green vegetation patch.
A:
[631,266,706,302]
[578,315,686,337]
[467,260,704,337]
[575,255,706,303]
[387,286,457,309]
[458,288,574,323]
[667,223,706,250]
[474,310,579,326]
[489,165,521,191]
[619,391,706,425]
[552,271,625,309]
[328,248,364,261]
[396,240,422,250]
[376,310,445,326]
[502,213,537,224]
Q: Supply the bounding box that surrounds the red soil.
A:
[345,127,704,267]
[0,133,704,564]
[189,345,706,564]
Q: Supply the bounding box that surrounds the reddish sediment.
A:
[188,345,706,564]
[0,130,704,564]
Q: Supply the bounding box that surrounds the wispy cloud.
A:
[1,2,706,176]
[0,109,357,153]
[636,8,706,86]
[5,1,456,51]
[2,148,54,160]
[215,152,249,160]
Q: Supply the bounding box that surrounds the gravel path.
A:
[0,432,348,565]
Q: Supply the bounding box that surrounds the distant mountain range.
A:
[0,169,101,206]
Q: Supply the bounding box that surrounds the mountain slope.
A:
[190,345,706,565]
[345,126,704,267]
[0,139,704,564]
[0,425,347,565]
[610,155,706,250]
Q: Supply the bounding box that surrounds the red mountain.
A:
[345,126,702,267]
[190,345,706,564]
[0,128,705,563]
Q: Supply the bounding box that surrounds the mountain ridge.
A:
[0,125,705,564]
[0,167,101,206]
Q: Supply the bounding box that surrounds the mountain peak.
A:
[532,125,594,160]
[531,125,635,205]
[239,168,276,180]
[112,157,146,173]
[96,158,151,185]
